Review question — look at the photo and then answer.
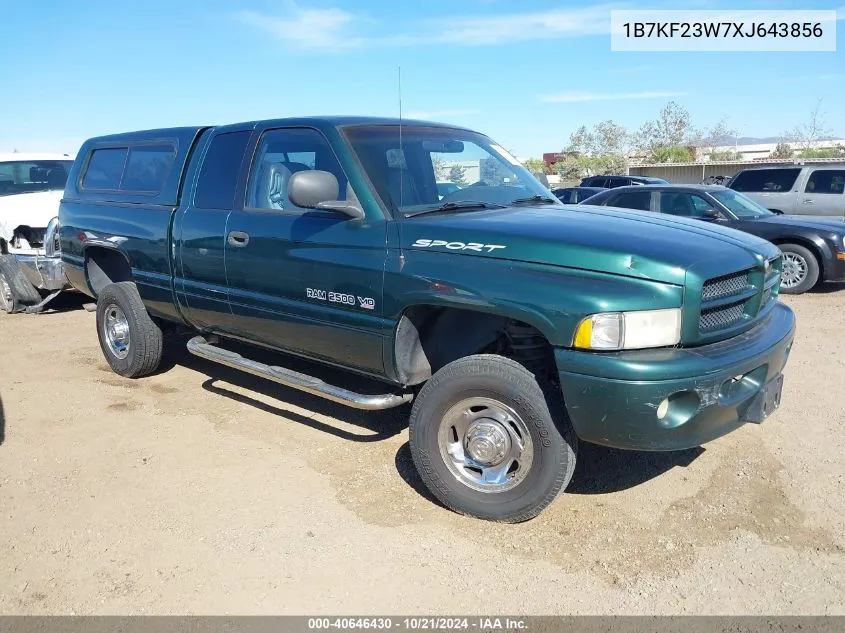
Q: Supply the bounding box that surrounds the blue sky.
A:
[1,0,843,157]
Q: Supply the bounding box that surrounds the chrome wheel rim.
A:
[102,303,131,359]
[437,397,533,493]
[781,252,808,289]
[0,273,12,313]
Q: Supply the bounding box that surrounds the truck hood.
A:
[0,190,63,241]
[402,204,775,285]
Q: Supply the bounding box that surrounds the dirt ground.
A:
[1,288,844,615]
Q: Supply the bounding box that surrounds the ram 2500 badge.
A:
[59,118,795,522]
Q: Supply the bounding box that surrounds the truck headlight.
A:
[573,308,682,350]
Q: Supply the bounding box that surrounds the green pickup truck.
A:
[58,117,795,522]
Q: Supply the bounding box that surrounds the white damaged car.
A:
[0,153,75,313]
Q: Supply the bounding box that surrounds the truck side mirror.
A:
[288,170,364,220]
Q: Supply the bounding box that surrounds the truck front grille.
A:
[701,270,751,301]
[699,301,745,331]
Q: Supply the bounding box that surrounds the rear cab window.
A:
[82,148,128,190]
[81,143,176,194]
[730,169,801,192]
[194,131,252,209]
[69,127,204,207]
[121,145,177,192]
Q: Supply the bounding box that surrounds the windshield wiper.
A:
[509,195,559,206]
[403,200,507,218]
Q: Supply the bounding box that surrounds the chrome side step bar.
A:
[186,336,413,411]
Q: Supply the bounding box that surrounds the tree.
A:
[709,150,744,162]
[562,120,631,178]
[636,101,696,163]
[521,157,548,175]
[568,120,631,157]
[448,165,467,186]
[784,99,833,153]
[770,142,794,159]
[799,146,844,159]
[648,145,694,163]
[551,156,586,182]
[431,155,449,180]
[637,101,691,148]
[696,116,738,160]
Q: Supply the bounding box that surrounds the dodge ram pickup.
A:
[59,117,795,522]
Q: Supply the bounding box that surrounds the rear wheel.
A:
[779,243,819,294]
[409,354,577,522]
[96,282,163,377]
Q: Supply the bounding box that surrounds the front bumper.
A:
[824,253,845,282]
[15,253,69,291]
[555,302,796,451]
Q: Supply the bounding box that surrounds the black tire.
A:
[96,282,163,378]
[0,255,41,314]
[778,243,820,295]
[409,354,577,523]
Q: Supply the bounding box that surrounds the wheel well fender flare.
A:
[82,242,134,296]
[390,302,557,386]
[770,236,827,276]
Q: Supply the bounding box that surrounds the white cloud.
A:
[404,109,480,120]
[430,5,614,45]
[539,91,686,103]
[239,3,619,51]
[818,73,845,80]
[237,3,364,51]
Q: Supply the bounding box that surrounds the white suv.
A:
[0,152,75,313]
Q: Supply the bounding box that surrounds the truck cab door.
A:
[173,127,252,331]
[222,126,388,376]
[795,168,845,217]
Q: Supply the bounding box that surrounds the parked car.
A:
[579,184,845,294]
[552,186,606,204]
[60,117,794,522]
[728,165,845,217]
[580,175,668,188]
[0,153,75,313]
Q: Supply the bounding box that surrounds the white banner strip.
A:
[610,10,837,52]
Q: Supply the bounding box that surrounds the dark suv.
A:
[580,175,668,188]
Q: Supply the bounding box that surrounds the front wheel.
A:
[96,282,163,378]
[409,354,577,522]
[779,243,819,294]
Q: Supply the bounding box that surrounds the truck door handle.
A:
[802,199,814,204]
[227,231,250,247]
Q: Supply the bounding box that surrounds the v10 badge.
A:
[307,288,375,310]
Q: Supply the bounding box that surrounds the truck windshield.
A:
[711,189,772,219]
[0,160,73,197]
[343,125,555,215]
